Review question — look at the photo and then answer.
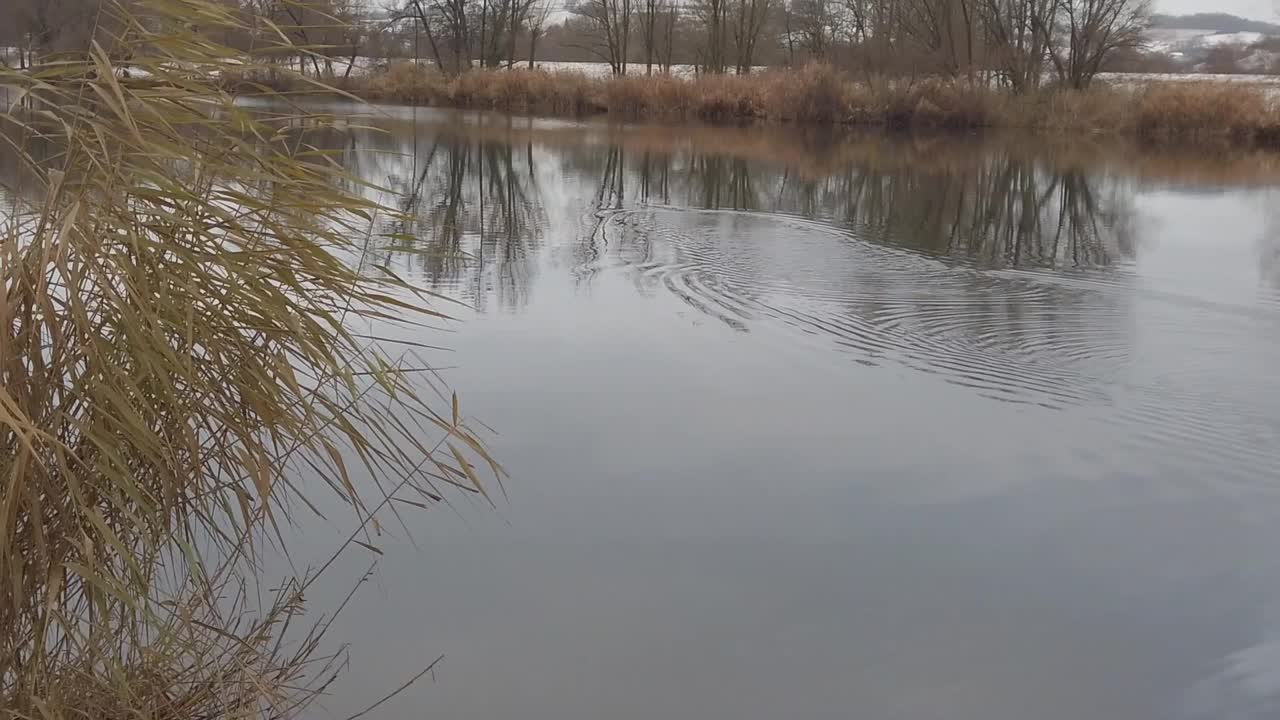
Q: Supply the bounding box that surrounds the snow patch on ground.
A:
[1200,31,1268,47]
[1145,28,1271,53]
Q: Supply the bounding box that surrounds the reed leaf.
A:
[0,1,498,716]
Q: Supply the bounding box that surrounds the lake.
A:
[274,106,1280,720]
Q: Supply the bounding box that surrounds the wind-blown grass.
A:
[1,1,497,717]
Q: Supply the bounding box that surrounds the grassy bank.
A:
[233,63,1280,145]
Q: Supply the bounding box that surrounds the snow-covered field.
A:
[1098,71,1280,85]
[1096,70,1280,99]
[1198,31,1268,48]
[1146,28,1270,54]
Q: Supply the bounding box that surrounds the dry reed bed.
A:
[2,1,499,717]
[229,63,1280,145]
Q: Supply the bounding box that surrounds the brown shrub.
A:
[877,80,1002,128]
[603,75,669,116]
[216,64,296,94]
[363,61,443,103]
[442,69,602,114]
[689,73,761,120]
[1133,83,1277,141]
[1016,86,1135,132]
[759,64,848,123]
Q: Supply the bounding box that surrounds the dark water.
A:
[281,107,1280,720]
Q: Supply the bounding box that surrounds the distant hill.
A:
[1150,13,1280,35]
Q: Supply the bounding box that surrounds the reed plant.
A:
[0,1,497,717]
[1133,81,1280,142]
[329,62,1280,146]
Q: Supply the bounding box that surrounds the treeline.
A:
[1,0,1151,90]
[0,0,112,67]
[0,0,421,77]
[381,0,1152,89]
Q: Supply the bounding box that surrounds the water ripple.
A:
[610,208,1132,402]
[606,206,1280,481]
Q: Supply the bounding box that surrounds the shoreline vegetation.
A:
[228,63,1280,147]
[1,1,498,717]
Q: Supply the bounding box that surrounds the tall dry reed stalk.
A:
[0,1,498,717]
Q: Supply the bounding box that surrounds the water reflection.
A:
[1263,202,1280,292]
[235,107,1280,720]
[621,138,1136,273]
[331,117,1141,283]
[299,114,1280,419]
[318,117,1147,409]
[291,113,1280,475]
[280,118,548,313]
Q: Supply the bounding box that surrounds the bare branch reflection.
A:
[342,120,547,312]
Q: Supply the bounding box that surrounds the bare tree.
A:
[1041,0,1149,88]
[636,0,671,73]
[782,0,797,65]
[308,0,367,79]
[479,0,546,68]
[730,0,772,72]
[499,0,546,67]
[525,0,553,67]
[571,0,632,75]
[4,0,108,65]
[979,0,1052,91]
[477,0,516,67]
[659,5,678,70]
[897,0,980,79]
[394,0,472,73]
[256,0,362,76]
[860,0,904,76]
[787,0,838,59]
[693,0,730,71]
[389,0,448,70]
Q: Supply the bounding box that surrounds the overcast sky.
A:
[1157,0,1277,20]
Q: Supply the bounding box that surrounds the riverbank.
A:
[230,63,1280,146]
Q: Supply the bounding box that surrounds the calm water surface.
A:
[280,107,1280,720]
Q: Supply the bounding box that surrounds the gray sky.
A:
[1157,0,1276,20]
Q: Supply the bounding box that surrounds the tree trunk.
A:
[409,0,448,73]
[480,0,489,69]
[662,11,675,71]
[507,18,519,68]
[783,6,795,68]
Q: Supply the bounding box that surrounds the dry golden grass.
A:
[1133,82,1280,142]
[355,62,605,114]
[2,1,497,718]
[301,63,1280,147]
